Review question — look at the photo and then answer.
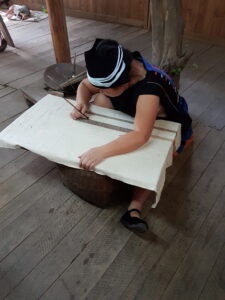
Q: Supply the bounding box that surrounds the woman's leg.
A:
[94,94,151,227]
[128,187,152,217]
[94,94,151,218]
[120,187,151,232]
[93,93,114,109]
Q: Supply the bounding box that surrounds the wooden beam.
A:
[45,0,71,63]
[0,15,15,47]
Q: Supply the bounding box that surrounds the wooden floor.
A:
[0,15,225,300]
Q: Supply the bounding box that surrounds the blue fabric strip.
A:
[141,57,176,89]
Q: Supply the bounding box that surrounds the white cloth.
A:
[0,95,181,207]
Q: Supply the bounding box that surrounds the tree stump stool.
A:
[57,164,133,208]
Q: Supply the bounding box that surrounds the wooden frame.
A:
[0,15,15,47]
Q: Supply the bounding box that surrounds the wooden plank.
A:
[22,78,48,103]
[180,45,225,92]
[0,114,26,169]
[0,113,23,131]
[160,182,225,300]
[85,214,172,300]
[0,154,54,210]
[0,86,16,98]
[0,168,63,229]
[0,189,81,293]
[185,38,213,57]
[120,129,225,300]
[0,148,25,169]
[199,241,225,300]
[8,70,45,89]
[19,208,130,299]
[199,94,225,130]
[4,22,45,47]
[196,69,225,130]
[0,90,28,123]
[0,151,38,185]
[5,206,120,299]
[0,34,52,70]
[0,49,55,85]
[181,54,225,125]
[182,58,225,106]
[0,195,100,298]
[0,171,99,298]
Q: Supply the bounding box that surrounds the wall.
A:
[182,0,225,43]
[64,0,149,28]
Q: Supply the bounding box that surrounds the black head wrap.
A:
[84,39,132,88]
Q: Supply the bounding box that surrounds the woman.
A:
[71,38,192,233]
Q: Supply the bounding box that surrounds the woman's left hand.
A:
[79,147,106,171]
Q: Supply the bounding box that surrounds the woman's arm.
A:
[71,78,99,119]
[79,94,160,170]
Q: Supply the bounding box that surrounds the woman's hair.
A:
[84,38,133,88]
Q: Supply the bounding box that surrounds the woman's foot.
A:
[120,208,149,233]
[173,135,194,156]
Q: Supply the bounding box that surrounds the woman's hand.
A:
[79,147,106,171]
[71,78,100,120]
[71,102,89,120]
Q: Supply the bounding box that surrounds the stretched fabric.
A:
[0,95,181,207]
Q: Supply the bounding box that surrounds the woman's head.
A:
[84,39,133,90]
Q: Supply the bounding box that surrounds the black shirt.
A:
[110,69,179,118]
[109,52,192,132]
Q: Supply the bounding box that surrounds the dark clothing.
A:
[109,52,192,151]
[110,67,179,118]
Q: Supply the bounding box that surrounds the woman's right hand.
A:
[70,102,89,119]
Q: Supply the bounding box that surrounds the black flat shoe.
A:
[120,208,149,233]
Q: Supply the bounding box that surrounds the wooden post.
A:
[45,0,71,63]
[150,0,192,73]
